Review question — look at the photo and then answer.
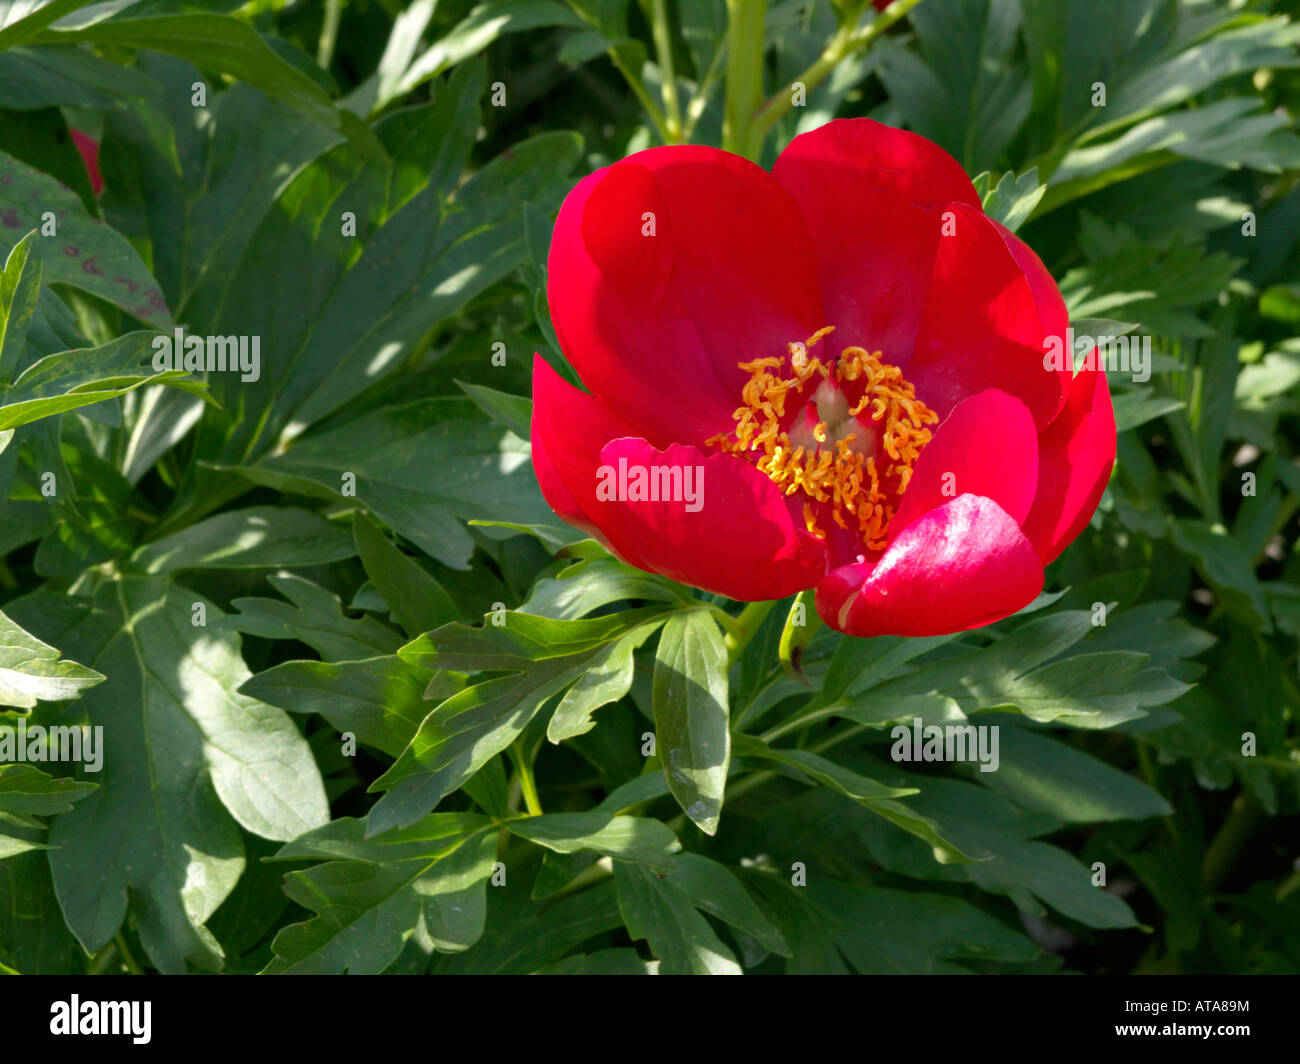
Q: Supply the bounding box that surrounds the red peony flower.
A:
[531,119,1115,638]
[70,128,104,196]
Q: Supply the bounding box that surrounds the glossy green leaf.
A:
[652,610,730,835]
[506,812,680,871]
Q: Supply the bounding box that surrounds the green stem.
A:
[649,0,683,139]
[1202,792,1264,890]
[317,0,343,69]
[512,742,544,817]
[761,701,841,742]
[114,932,143,975]
[568,0,674,142]
[681,24,731,141]
[724,599,776,662]
[722,0,767,159]
[553,857,615,896]
[751,0,924,143]
[87,943,119,975]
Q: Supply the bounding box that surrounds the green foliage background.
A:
[0,0,1297,975]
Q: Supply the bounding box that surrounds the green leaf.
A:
[0,331,205,431]
[432,879,624,974]
[1259,284,1300,324]
[1170,519,1270,632]
[0,150,172,327]
[183,97,579,468]
[734,734,975,863]
[456,379,531,439]
[850,610,1189,728]
[770,879,1039,974]
[521,556,692,620]
[225,399,556,570]
[0,848,84,971]
[129,505,355,574]
[534,948,658,975]
[6,578,328,971]
[547,630,644,742]
[368,607,676,834]
[0,763,95,816]
[1112,389,1185,433]
[241,653,436,760]
[353,512,457,638]
[265,816,497,973]
[270,812,492,864]
[215,572,402,663]
[613,861,741,975]
[391,1,584,99]
[875,0,1030,174]
[662,853,790,959]
[0,42,156,109]
[977,724,1172,822]
[0,231,41,382]
[506,812,680,871]
[36,13,368,144]
[652,610,730,835]
[0,0,98,52]
[975,167,1045,232]
[0,605,102,709]
[899,778,1139,929]
[1048,99,1300,208]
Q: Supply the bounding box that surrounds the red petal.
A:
[815,494,1044,637]
[907,203,1070,430]
[531,355,643,547]
[890,388,1039,539]
[532,356,826,600]
[1021,367,1116,564]
[70,128,103,197]
[548,147,824,447]
[772,118,980,365]
[594,438,828,601]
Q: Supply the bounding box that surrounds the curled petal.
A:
[816,494,1044,638]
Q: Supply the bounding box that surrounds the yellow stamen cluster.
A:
[707,327,938,551]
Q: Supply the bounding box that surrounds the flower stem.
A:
[681,24,731,141]
[567,0,674,143]
[722,0,767,159]
[114,932,143,975]
[1202,791,1263,890]
[724,599,776,662]
[317,0,343,69]
[649,0,683,140]
[516,756,544,817]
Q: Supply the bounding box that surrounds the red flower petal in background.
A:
[533,118,1116,636]
[70,128,104,196]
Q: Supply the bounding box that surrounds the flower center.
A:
[706,326,938,552]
